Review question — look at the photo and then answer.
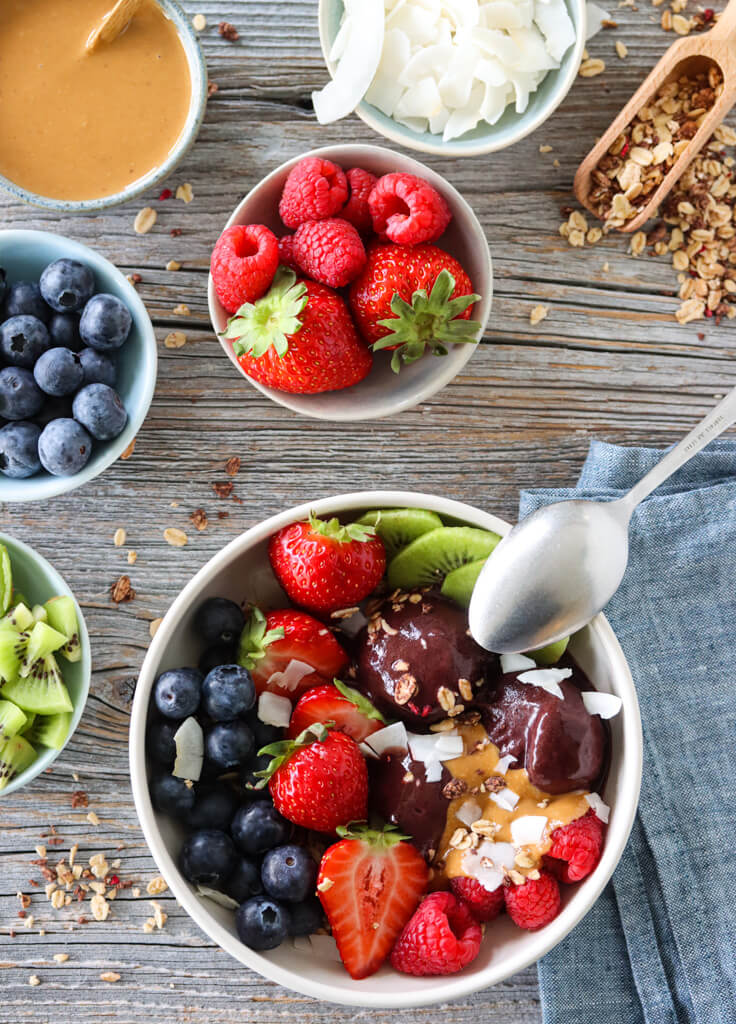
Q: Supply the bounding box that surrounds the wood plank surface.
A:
[1,2,734,1021]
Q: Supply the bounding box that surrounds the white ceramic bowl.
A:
[317,0,587,158]
[130,490,642,1008]
[207,145,492,421]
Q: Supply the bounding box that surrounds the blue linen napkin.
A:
[520,441,736,1024]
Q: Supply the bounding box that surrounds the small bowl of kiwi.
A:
[0,533,90,795]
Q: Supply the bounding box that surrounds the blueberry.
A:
[34,348,84,397]
[240,753,274,797]
[146,717,180,765]
[288,897,324,936]
[49,313,83,352]
[261,845,317,903]
[33,396,73,429]
[202,665,256,721]
[150,772,196,819]
[199,642,237,674]
[3,282,50,324]
[226,857,263,904]
[0,421,41,478]
[205,720,254,772]
[0,268,6,307]
[0,367,45,421]
[179,829,236,887]
[80,293,132,350]
[72,383,127,441]
[79,347,116,386]
[0,316,50,368]
[40,259,95,314]
[186,785,239,830]
[247,712,283,752]
[195,597,245,646]
[38,418,92,476]
[231,801,290,856]
[153,667,202,719]
[236,897,290,951]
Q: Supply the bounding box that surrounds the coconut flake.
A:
[501,653,537,674]
[489,787,520,812]
[265,659,314,693]
[585,792,610,823]
[363,721,409,758]
[313,0,385,124]
[494,753,516,775]
[196,885,239,910]
[581,691,622,720]
[510,814,548,847]
[585,1,612,40]
[517,667,571,699]
[172,716,203,781]
[456,798,483,826]
[434,733,464,757]
[462,839,516,891]
[359,741,379,759]
[292,935,313,955]
[407,730,462,782]
[257,691,292,729]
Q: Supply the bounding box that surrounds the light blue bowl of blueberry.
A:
[0,230,157,501]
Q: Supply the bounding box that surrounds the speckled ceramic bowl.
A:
[129,490,642,1008]
[318,0,586,157]
[0,229,157,502]
[208,144,493,421]
[0,0,207,212]
[0,532,91,796]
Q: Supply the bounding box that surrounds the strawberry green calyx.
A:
[308,514,377,544]
[334,678,387,723]
[374,269,481,373]
[335,821,411,847]
[237,607,285,671]
[252,722,333,789]
[223,267,308,358]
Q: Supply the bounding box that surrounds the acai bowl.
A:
[129,491,642,1007]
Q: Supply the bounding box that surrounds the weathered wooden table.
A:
[2,3,733,1021]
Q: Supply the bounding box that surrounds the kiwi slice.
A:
[0,699,27,742]
[20,711,37,735]
[0,625,27,683]
[19,621,67,678]
[0,735,35,790]
[356,508,443,559]
[24,712,71,751]
[1,654,73,715]
[0,545,12,618]
[440,558,487,607]
[528,637,570,666]
[32,604,48,623]
[44,596,82,663]
[1,601,33,633]
[387,526,501,590]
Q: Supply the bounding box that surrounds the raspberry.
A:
[279,157,349,230]
[504,871,561,931]
[292,219,367,289]
[390,891,482,976]
[544,809,606,883]
[369,173,452,246]
[342,168,378,234]
[278,234,300,272]
[450,876,505,922]
[210,224,279,314]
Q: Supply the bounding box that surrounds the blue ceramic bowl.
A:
[0,0,207,212]
[0,532,91,796]
[318,0,587,157]
[0,229,157,502]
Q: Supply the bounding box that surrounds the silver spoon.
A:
[469,384,736,653]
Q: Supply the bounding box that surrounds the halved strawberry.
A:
[237,607,348,696]
[318,824,428,979]
[287,680,386,742]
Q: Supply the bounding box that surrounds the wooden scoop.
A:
[86,0,143,53]
[574,0,736,233]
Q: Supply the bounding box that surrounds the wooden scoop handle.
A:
[86,0,143,53]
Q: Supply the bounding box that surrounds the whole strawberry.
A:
[222,267,372,394]
[269,514,386,615]
[349,243,480,372]
[256,723,368,833]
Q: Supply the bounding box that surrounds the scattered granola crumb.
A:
[212,481,234,499]
[225,456,241,477]
[190,508,208,532]
[579,57,606,77]
[170,227,182,238]
[127,550,137,565]
[90,894,110,921]
[539,144,553,154]
[151,901,167,929]
[164,331,187,349]
[164,527,188,547]
[166,260,181,272]
[113,528,126,547]
[615,40,628,58]
[149,618,163,639]
[218,21,239,40]
[192,13,207,30]
[111,575,135,603]
[134,207,157,235]
[126,273,142,286]
[146,876,168,896]
[173,303,190,316]
[87,811,100,826]
[71,790,88,809]
[120,439,136,460]
[208,80,219,98]
[132,888,141,898]
[29,974,41,986]
[100,971,120,983]
[529,304,549,326]
[176,183,194,203]
[53,953,69,963]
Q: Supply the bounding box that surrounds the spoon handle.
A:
[622,384,736,510]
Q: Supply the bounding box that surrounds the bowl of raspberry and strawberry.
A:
[207,145,492,420]
[130,491,641,1006]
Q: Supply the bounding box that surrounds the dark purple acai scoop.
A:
[354,592,496,726]
[476,665,606,794]
[369,749,451,862]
